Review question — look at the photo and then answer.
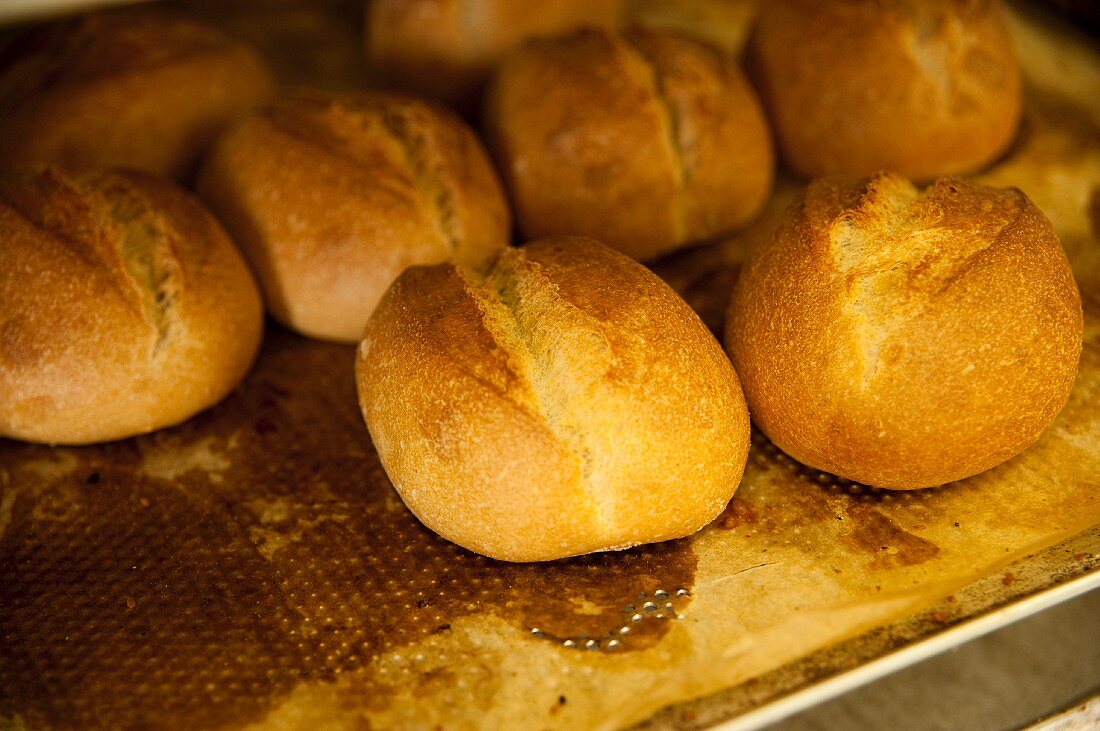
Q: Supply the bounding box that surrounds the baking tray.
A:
[2,2,1099,729]
[639,527,1100,730]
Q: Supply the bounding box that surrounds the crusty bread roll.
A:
[366,0,622,112]
[0,7,275,180]
[357,236,750,561]
[625,0,758,56]
[0,166,263,445]
[197,89,510,343]
[484,27,774,262]
[726,173,1083,489]
[748,0,1021,181]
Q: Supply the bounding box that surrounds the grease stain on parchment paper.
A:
[0,330,696,731]
[712,434,942,568]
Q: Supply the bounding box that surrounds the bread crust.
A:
[357,236,750,561]
[726,174,1083,489]
[366,0,622,111]
[0,7,275,180]
[748,0,1022,180]
[483,27,773,261]
[197,89,510,343]
[0,167,263,445]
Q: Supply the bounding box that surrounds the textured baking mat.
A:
[2,1,1100,729]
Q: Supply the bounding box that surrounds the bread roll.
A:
[748,0,1021,180]
[357,236,750,561]
[197,89,509,343]
[0,7,275,180]
[484,27,773,261]
[726,174,1082,489]
[366,0,622,112]
[0,167,263,445]
[625,0,758,56]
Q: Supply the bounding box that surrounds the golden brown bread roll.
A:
[625,0,759,56]
[0,7,276,180]
[197,89,510,343]
[0,166,263,445]
[484,27,774,262]
[725,173,1083,489]
[748,0,1022,181]
[366,0,622,112]
[357,236,750,561]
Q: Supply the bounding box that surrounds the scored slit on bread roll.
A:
[725,173,1083,489]
[0,7,275,180]
[198,89,510,343]
[0,166,263,445]
[747,0,1022,180]
[357,236,750,561]
[484,26,773,262]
